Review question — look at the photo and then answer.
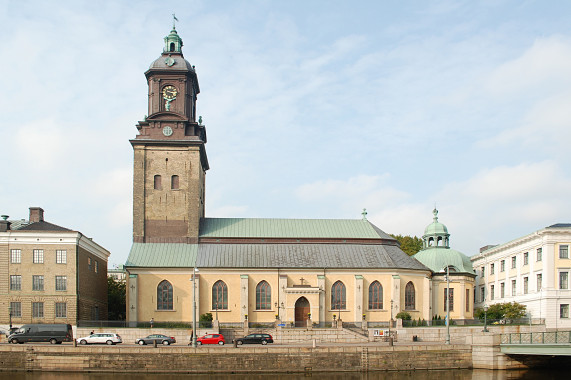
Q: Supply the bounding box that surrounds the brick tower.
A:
[130,25,208,244]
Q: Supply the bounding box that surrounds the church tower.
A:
[130,24,209,244]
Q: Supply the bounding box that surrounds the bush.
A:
[396,311,412,320]
[475,302,527,321]
[199,312,213,328]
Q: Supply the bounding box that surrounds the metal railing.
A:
[501,331,571,345]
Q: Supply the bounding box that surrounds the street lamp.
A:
[191,267,199,347]
[445,265,451,345]
[8,305,12,330]
[482,305,489,332]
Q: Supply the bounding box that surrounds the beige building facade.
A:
[0,207,110,327]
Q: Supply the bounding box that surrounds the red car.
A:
[196,333,225,345]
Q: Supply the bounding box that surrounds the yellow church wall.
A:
[433,276,475,320]
[361,273,395,320]
[197,271,243,323]
[397,273,428,321]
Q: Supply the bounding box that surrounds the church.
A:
[125,25,475,327]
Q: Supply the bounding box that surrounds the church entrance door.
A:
[294,297,310,327]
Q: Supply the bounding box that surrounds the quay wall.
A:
[0,345,472,373]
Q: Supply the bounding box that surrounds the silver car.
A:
[76,333,122,345]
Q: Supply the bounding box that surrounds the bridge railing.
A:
[501,331,571,344]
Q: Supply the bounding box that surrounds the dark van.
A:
[8,324,73,344]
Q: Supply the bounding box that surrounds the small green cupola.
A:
[164,26,183,54]
[422,208,450,249]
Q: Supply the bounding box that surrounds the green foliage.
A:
[107,276,126,320]
[475,302,527,321]
[199,313,213,328]
[396,311,412,320]
[390,234,423,256]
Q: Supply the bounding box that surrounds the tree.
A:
[390,234,423,256]
[475,302,527,321]
[107,276,126,320]
[395,311,412,320]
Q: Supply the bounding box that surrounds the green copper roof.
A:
[199,218,393,239]
[423,209,448,237]
[126,243,197,267]
[413,247,474,274]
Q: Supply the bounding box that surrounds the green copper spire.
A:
[164,15,183,54]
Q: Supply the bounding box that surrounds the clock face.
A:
[162,85,178,101]
[162,126,173,137]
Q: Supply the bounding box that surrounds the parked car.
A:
[8,324,73,344]
[234,333,273,345]
[135,334,176,345]
[76,333,122,345]
[196,333,225,345]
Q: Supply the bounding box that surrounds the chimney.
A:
[0,215,10,232]
[29,207,45,223]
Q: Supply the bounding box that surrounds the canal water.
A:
[0,370,568,380]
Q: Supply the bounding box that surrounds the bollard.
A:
[312,339,316,348]
[389,337,393,346]
[153,339,157,348]
[233,339,238,348]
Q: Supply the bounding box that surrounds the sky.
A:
[1,0,571,267]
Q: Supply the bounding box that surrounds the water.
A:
[0,370,568,380]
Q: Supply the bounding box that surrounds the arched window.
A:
[171,175,179,190]
[368,281,383,310]
[212,280,228,310]
[256,281,271,310]
[157,280,173,310]
[331,281,346,310]
[154,175,162,190]
[170,42,175,52]
[405,282,415,310]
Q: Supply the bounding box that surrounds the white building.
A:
[471,224,571,329]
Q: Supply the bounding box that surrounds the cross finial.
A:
[172,13,179,29]
[300,277,305,285]
[361,208,368,220]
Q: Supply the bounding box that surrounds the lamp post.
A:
[445,265,451,345]
[389,299,393,336]
[483,305,489,332]
[8,305,12,330]
[191,267,199,347]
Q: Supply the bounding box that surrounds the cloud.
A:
[14,119,67,170]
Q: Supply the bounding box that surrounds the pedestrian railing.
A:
[501,331,571,345]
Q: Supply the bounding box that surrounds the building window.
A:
[490,285,495,300]
[93,306,100,320]
[481,266,485,277]
[444,288,454,311]
[56,250,67,264]
[537,248,542,262]
[537,273,542,291]
[157,280,173,310]
[523,252,528,265]
[490,263,495,275]
[55,302,67,318]
[171,175,179,190]
[154,175,162,190]
[33,249,44,264]
[512,280,516,296]
[560,272,569,290]
[10,302,21,317]
[55,276,67,291]
[368,281,383,310]
[331,281,346,310]
[500,282,505,298]
[32,275,44,291]
[560,245,569,259]
[523,277,528,294]
[561,304,570,319]
[511,256,516,269]
[466,289,470,312]
[10,249,21,264]
[212,280,228,310]
[32,302,44,318]
[95,260,98,273]
[404,282,415,310]
[480,286,485,302]
[501,260,505,272]
[255,281,271,310]
[88,257,92,271]
[10,275,21,291]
